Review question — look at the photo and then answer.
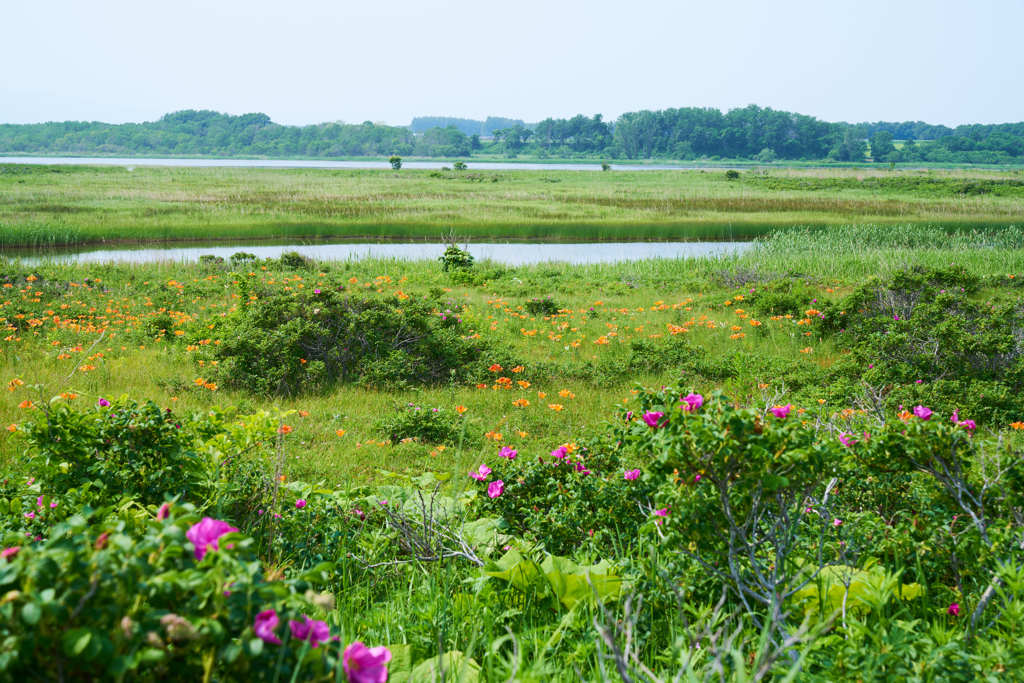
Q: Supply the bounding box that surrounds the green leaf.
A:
[62,628,94,658]
[406,651,480,683]
[21,601,41,625]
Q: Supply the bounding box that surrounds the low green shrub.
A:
[204,290,486,394]
[375,403,464,445]
[19,398,204,507]
[0,503,360,681]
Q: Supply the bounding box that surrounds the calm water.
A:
[0,156,700,172]
[13,241,752,266]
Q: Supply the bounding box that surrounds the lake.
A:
[10,241,753,266]
[0,156,704,172]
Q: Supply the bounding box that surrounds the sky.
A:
[2,0,1021,128]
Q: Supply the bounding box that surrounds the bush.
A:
[725,169,740,180]
[375,403,463,445]
[439,245,474,271]
[824,265,1024,423]
[277,251,314,270]
[524,296,561,316]
[389,155,402,170]
[0,504,347,680]
[205,290,486,394]
[473,434,656,554]
[19,398,204,506]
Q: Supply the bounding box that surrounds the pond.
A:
[10,241,753,266]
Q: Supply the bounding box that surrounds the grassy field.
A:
[4,224,1023,480]
[1,164,1023,248]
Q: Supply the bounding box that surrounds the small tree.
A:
[389,155,402,170]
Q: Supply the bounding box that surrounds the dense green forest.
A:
[3,106,1024,163]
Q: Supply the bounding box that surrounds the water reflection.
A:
[12,241,752,266]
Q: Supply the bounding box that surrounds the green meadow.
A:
[1,164,1022,248]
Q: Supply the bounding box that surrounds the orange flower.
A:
[537,391,547,399]
[511,365,524,373]
[475,383,488,390]
[800,347,813,354]
[558,389,575,399]
[18,400,33,410]
[512,398,530,408]
[298,410,310,417]
[517,380,531,389]
[548,403,564,412]
[1011,421,1024,431]
[6,424,16,432]
[277,424,293,435]
[455,405,467,414]
[336,429,347,437]
[488,363,503,372]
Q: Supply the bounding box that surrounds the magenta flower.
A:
[950,409,960,423]
[642,411,665,428]
[653,508,669,517]
[913,405,932,421]
[1,546,20,561]
[254,609,282,645]
[770,404,792,419]
[288,616,331,648]
[833,518,843,527]
[469,464,492,481]
[343,641,392,683]
[97,397,110,407]
[157,502,171,520]
[498,446,518,459]
[838,432,856,447]
[959,419,976,432]
[948,602,960,616]
[681,393,704,412]
[295,499,307,509]
[487,480,505,498]
[186,517,239,560]
[624,469,641,481]
[550,446,568,459]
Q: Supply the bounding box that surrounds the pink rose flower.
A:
[469,464,491,481]
[624,469,641,481]
[770,404,792,419]
[254,609,282,645]
[681,393,704,412]
[289,615,331,648]
[498,446,517,459]
[343,641,392,683]
[642,411,665,428]
[487,480,504,498]
[913,405,932,420]
[186,517,239,560]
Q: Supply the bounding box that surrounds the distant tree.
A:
[870,131,895,161]
[389,155,402,170]
[469,134,481,150]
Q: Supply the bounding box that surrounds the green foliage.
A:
[482,548,623,612]
[375,403,463,445]
[725,169,740,180]
[524,295,561,316]
[439,244,474,271]
[19,398,204,506]
[825,265,1024,422]
[474,436,656,555]
[0,504,339,680]
[389,155,402,170]
[205,289,484,394]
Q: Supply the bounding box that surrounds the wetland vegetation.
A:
[3,222,1024,679]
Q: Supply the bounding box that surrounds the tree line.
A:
[2,107,1023,163]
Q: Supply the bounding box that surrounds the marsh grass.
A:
[2,165,1024,248]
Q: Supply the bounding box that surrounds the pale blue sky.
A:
[2,0,1020,126]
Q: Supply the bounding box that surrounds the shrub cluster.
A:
[203,289,486,394]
